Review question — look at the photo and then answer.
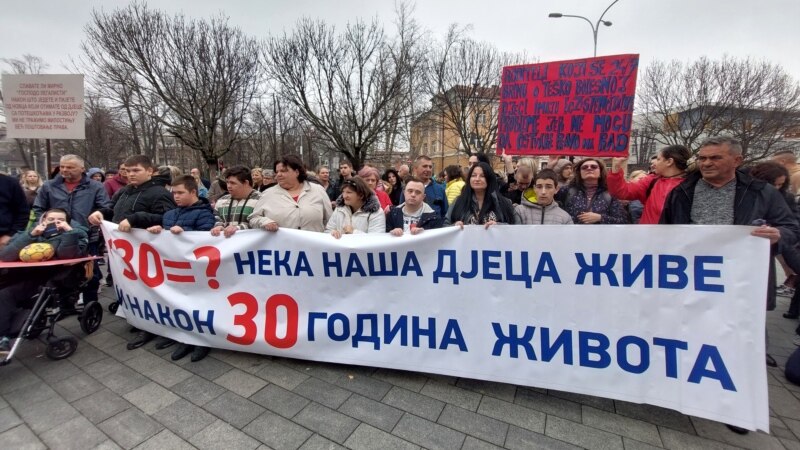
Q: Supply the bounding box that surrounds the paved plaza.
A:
[1,286,799,450]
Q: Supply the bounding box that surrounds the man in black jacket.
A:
[0,173,30,251]
[89,155,176,349]
[660,136,800,435]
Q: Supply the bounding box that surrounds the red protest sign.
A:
[497,54,638,157]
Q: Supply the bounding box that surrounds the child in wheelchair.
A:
[0,208,99,360]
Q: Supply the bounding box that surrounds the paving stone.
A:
[250,384,310,418]
[178,354,234,380]
[477,396,546,434]
[104,342,147,362]
[613,400,695,434]
[190,419,261,450]
[505,425,582,450]
[94,439,124,450]
[769,384,800,420]
[26,357,83,384]
[338,394,403,432]
[17,396,80,434]
[546,415,624,450]
[85,329,128,351]
[514,387,582,422]
[0,396,7,409]
[299,433,347,450]
[392,413,466,450]
[582,406,662,447]
[785,418,800,439]
[330,372,392,401]
[456,378,517,403]
[132,429,195,450]
[437,404,508,446]
[171,374,227,406]
[381,386,445,421]
[86,357,128,379]
[0,424,46,450]
[123,382,180,415]
[39,415,108,450]
[3,380,59,409]
[620,437,664,450]
[772,426,796,440]
[98,408,163,449]
[140,362,193,388]
[0,364,40,394]
[72,389,133,424]
[292,402,359,443]
[548,389,616,412]
[372,368,428,392]
[214,368,268,397]
[99,366,150,395]
[254,360,310,390]
[52,372,107,402]
[213,350,271,375]
[242,411,313,449]
[0,406,23,433]
[658,427,737,450]
[152,398,216,440]
[68,343,109,367]
[420,379,482,411]
[292,377,352,409]
[690,416,785,450]
[203,391,265,429]
[461,436,505,450]
[344,423,419,450]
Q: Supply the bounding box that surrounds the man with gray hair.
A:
[33,154,111,305]
[661,136,800,434]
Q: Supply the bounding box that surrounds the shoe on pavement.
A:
[154,338,176,350]
[726,424,749,434]
[190,346,210,362]
[784,313,800,319]
[171,344,192,361]
[127,331,154,350]
[766,354,778,367]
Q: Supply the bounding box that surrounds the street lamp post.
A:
[548,0,620,57]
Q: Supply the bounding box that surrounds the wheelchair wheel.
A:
[108,302,119,314]
[45,336,78,360]
[80,301,103,335]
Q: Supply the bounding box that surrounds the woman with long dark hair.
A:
[556,158,628,224]
[382,168,403,206]
[446,162,517,228]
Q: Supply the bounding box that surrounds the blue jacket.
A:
[162,198,216,231]
[400,180,449,217]
[33,174,110,227]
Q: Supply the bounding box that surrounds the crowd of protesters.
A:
[2,135,800,426]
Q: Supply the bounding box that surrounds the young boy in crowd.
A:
[88,155,176,350]
[514,169,573,225]
[0,208,89,351]
[146,175,215,362]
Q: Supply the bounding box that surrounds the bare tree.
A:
[82,2,262,177]
[82,95,130,168]
[637,57,800,160]
[424,26,524,158]
[263,13,417,169]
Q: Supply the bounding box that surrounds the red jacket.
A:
[104,174,128,199]
[606,171,685,224]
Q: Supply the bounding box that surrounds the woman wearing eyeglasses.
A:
[556,158,629,224]
[326,176,385,238]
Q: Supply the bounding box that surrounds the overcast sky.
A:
[2,0,799,81]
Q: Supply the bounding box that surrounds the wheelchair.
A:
[1,261,104,366]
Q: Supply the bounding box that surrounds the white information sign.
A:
[2,74,85,139]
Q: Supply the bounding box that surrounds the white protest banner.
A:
[101,222,770,431]
[2,74,85,139]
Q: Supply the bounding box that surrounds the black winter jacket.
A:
[385,203,444,231]
[101,179,176,228]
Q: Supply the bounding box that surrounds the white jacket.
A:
[248,181,332,232]
[325,194,386,234]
